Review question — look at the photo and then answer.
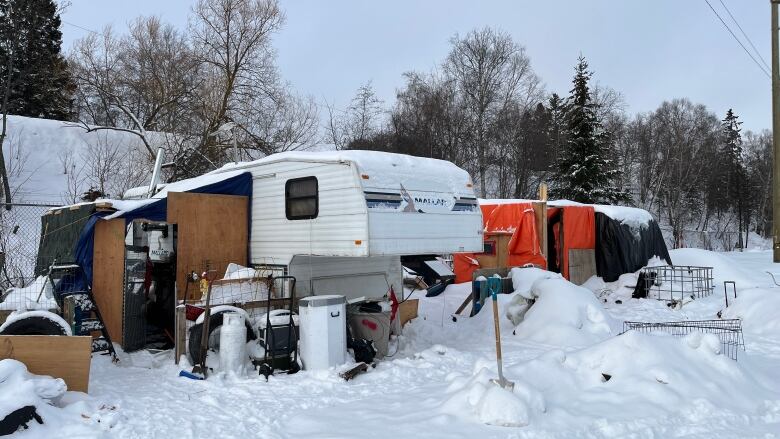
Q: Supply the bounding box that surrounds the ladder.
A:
[47,264,118,361]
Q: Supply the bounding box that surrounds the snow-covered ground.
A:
[5,250,780,438]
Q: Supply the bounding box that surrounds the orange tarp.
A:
[453,253,480,284]
[559,205,595,279]
[453,202,546,283]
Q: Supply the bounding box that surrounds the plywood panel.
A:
[0,335,92,392]
[569,249,597,286]
[475,233,512,270]
[167,192,248,301]
[92,218,126,346]
[399,299,419,327]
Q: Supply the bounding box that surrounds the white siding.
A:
[367,211,484,255]
[247,161,369,265]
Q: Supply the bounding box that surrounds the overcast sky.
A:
[61,0,772,132]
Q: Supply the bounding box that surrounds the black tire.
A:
[0,315,68,336]
[187,312,256,365]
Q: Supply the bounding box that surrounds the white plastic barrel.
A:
[299,295,347,370]
[219,312,247,375]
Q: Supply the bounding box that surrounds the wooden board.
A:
[475,232,512,270]
[0,310,11,327]
[92,218,126,346]
[399,299,419,326]
[568,248,597,286]
[532,201,548,262]
[0,335,92,392]
[167,192,249,301]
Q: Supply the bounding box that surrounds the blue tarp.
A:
[75,171,253,286]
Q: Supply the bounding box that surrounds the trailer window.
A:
[285,176,318,220]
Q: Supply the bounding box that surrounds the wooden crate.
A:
[0,335,92,392]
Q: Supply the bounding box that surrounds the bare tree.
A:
[444,27,542,197]
[189,0,284,158]
[70,17,200,159]
[326,81,385,150]
[58,147,84,204]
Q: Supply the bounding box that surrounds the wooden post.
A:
[174,304,186,365]
[532,201,548,265]
[772,0,780,261]
[62,295,77,335]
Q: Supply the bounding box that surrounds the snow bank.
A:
[507,331,775,423]
[442,367,545,427]
[509,267,561,299]
[668,248,760,288]
[720,288,780,336]
[0,359,116,436]
[2,115,162,204]
[509,269,616,347]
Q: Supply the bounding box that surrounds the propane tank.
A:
[219,312,247,375]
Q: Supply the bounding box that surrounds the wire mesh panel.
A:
[637,265,714,302]
[0,202,61,290]
[622,319,745,360]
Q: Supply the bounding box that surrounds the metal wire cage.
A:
[638,265,714,302]
[622,319,745,360]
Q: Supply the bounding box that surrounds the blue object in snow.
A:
[178,370,205,380]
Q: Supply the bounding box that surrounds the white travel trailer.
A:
[122,150,482,299]
[211,150,483,298]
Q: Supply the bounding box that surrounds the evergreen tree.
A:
[546,93,567,169]
[549,56,628,204]
[716,109,747,247]
[0,0,72,120]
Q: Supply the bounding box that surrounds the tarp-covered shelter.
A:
[36,170,252,349]
[454,199,672,284]
[74,170,253,287]
[453,200,546,283]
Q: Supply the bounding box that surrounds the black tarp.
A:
[594,212,672,282]
[35,204,96,276]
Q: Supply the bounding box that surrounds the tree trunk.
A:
[0,35,16,210]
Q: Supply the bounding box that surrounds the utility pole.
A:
[772,0,780,262]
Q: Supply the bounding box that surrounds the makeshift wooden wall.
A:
[167,192,248,301]
[92,218,126,346]
[0,335,92,392]
[475,233,512,270]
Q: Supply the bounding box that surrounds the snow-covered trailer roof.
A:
[211,150,484,264]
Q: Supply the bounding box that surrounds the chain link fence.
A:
[0,202,60,291]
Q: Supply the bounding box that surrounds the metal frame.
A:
[639,265,714,303]
[622,319,745,360]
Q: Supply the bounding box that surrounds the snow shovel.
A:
[192,270,216,378]
[487,277,514,390]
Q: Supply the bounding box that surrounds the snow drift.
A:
[0,359,117,437]
[509,267,616,347]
